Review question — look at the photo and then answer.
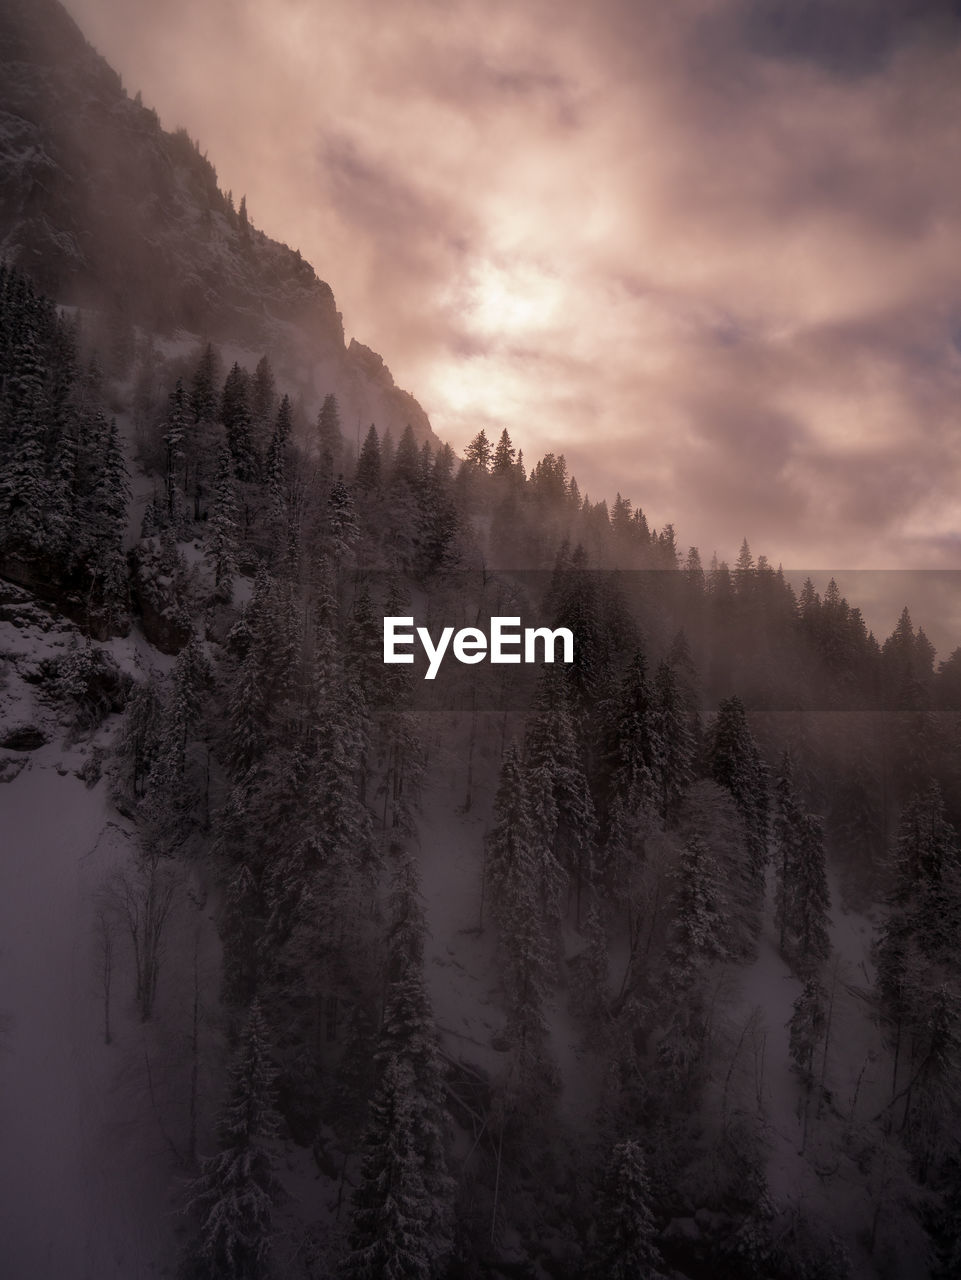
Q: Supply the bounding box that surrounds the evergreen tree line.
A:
[0,264,129,633]
[7,265,961,1274]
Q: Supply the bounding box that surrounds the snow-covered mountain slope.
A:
[0,589,177,1277]
[0,0,436,447]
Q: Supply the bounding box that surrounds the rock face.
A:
[0,0,439,447]
[127,542,193,656]
[0,725,46,751]
[0,551,130,641]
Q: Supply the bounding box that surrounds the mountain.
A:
[3,4,961,1279]
[0,0,436,446]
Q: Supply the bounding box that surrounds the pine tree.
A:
[571,893,610,1022]
[342,1057,433,1280]
[789,976,827,1081]
[487,746,543,916]
[524,676,593,922]
[464,429,492,472]
[706,696,769,889]
[0,303,49,551]
[186,1001,281,1280]
[298,676,375,918]
[250,354,276,439]
[487,746,555,1110]
[667,834,726,989]
[378,578,423,837]
[657,832,726,1090]
[601,650,660,819]
[327,478,359,565]
[376,855,454,1265]
[774,751,805,952]
[209,446,239,598]
[652,659,695,822]
[221,863,265,1009]
[116,676,165,801]
[491,428,516,476]
[83,414,130,627]
[390,423,420,488]
[878,783,961,1010]
[273,393,292,448]
[317,392,343,478]
[190,342,221,427]
[355,424,382,495]
[264,423,288,570]
[228,644,270,778]
[222,363,257,481]
[790,814,831,975]
[163,378,189,522]
[591,1139,665,1280]
[876,783,961,1098]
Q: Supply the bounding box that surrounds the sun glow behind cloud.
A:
[464,259,564,339]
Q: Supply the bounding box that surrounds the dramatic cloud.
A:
[66,0,961,640]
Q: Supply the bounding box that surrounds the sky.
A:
[64,0,961,619]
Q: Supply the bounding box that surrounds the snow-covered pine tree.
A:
[486,745,556,1112]
[375,855,454,1265]
[774,751,805,953]
[652,658,695,823]
[354,424,382,496]
[317,392,343,479]
[570,891,610,1024]
[163,378,188,524]
[378,577,423,838]
[667,834,726,989]
[264,421,288,570]
[159,632,211,786]
[603,650,660,825]
[657,833,727,1090]
[341,1056,433,1280]
[790,813,832,976]
[327,477,359,566]
[0,289,50,552]
[486,745,544,919]
[190,341,221,428]
[208,445,239,599]
[222,362,257,483]
[590,1139,665,1280]
[284,675,375,943]
[524,672,595,923]
[185,1001,281,1280]
[464,429,492,472]
[877,783,961,1014]
[115,676,165,802]
[706,695,769,890]
[82,413,130,628]
[221,862,265,1009]
[789,975,827,1083]
[491,427,516,476]
[250,355,276,450]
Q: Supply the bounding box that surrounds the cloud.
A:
[64,0,961,616]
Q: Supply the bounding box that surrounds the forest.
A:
[2,258,961,1279]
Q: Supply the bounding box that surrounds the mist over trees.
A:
[4,238,961,1279]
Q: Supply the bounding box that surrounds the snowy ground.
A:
[723,864,926,1278]
[0,746,181,1278]
[0,600,191,1279]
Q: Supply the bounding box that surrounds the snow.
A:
[0,750,176,1278]
[414,709,605,1139]
[0,603,188,1278]
[415,715,504,1082]
[719,862,922,1278]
